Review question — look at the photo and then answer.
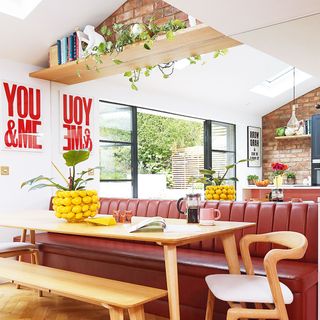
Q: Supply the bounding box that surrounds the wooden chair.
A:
[0,242,39,263]
[205,231,308,320]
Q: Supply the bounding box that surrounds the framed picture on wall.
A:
[247,126,261,167]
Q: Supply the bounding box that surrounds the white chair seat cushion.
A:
[0,242,35,253]
[206,274,293,304]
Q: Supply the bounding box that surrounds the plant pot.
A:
[205,185,236,201]
[248,180,256,185]
[287,178,296,185]
[52,190,100,222]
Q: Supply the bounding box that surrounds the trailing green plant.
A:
[79,18,228,90]
[21,150,97,191]
[191,159,247,186]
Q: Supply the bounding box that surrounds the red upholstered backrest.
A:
[97,198,318,263]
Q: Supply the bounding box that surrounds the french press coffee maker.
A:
[177,193,201,223]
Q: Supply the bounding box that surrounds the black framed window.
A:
[204,121,236,182]
[99,101,137,198]
[99,100,236,198]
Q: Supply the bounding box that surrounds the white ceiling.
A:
[73,45,320,118]
[0,0,124,66]
[166,0,320,78]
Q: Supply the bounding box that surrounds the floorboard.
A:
[0,283,168,320]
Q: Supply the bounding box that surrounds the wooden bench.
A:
[0,258,167,320]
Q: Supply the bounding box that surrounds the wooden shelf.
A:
[275,134,311,140]
[29,24,240,85]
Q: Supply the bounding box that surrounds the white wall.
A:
[0,59,51,241]
[0,59,262,243]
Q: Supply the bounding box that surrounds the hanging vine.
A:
[80,18,228,90]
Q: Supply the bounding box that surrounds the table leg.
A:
[163,245,180,320]
[220,232,241,274]
[30,230,36,264]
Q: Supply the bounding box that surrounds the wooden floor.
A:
[0,283,168,320]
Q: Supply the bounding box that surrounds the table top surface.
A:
[0,210,254,245]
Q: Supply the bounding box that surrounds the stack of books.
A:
[57,32,78,65]
[49,31,88,67]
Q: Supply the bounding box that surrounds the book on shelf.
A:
[57,40,61,65]
[127,216,166,233]
[49,45,58,67]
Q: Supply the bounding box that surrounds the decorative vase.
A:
[52,190,100,222]
[273,175,283,188]
[205,185,236,201]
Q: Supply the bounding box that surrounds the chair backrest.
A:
[240,231,308,314]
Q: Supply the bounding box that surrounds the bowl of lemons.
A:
[205,185,236,201]
[52,190,100,222]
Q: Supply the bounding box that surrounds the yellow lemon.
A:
[228,189,234,195]
[52,205,57,211]
[72,197,82,205]
[213,194,219,200]
[87,190,94,196]
[67,212,75,219]
[79,191,87,198]
[56,190,64,198]
[62,213,68,219]
[90,204,98,212]
[72,205,82,214]
[90,212,96,217]
[220,194,227,200]
[82,196,92,204]
[228,195,234,200]
[97,202,101,208]
[63,198,72,206]
[82,205,89,212]
[69,191,78,198]
[83,211,91,217]
[206,194,213,200]
[216,189,222,195]
[55,212,62,218]
[91,195,99,203]
[64,205,72,213]
[75,213,83,220]
[57,206,65,213]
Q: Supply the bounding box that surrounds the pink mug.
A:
[199,208,221,226]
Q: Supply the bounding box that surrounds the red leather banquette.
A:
[32,198,318,320]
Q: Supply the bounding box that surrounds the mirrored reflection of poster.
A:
[247,126,261,167]
[1,81,43,151]
[60,92,93,152]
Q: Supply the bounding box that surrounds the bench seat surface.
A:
[0,258,167,308]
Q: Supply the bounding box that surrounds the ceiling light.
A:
[0,0,42,20]
[250,67,311,98]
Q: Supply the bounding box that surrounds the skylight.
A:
[0,0,42,19]
[250,67,311,98]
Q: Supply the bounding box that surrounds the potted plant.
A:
[193,159,247,201]
[271,162,288,188]
[247,174,259,185]
[286,172,296,185]
[21,149,100,222]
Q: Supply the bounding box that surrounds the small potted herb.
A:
[247,174,259,185]
[286,172,296,185]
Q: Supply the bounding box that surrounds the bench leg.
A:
[128,306,145,320]
[109,307,124,320]
[17,229,27,290]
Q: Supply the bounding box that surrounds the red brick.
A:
[142,0,155,4]
[124,1,137,11]
[116,10,134,22]
[164,6,173,16]
[134,4,154,17]
[155,0,168,9]
[174,12,188,21]
[154,16,170,25]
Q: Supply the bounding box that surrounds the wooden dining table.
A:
[0,210,254,320]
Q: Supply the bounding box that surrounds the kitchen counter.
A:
[242,185,320,202]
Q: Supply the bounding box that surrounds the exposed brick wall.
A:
[262,87,320,183]
[96,0,191,33]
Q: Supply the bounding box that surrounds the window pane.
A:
[212,122,235,151]
[99,102,132,142]
[212,151,235,182]
[100,142,132,180]
[137,110,204,198]
[100,181,132,198]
